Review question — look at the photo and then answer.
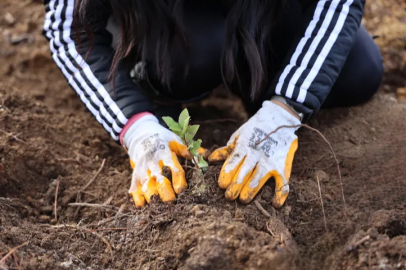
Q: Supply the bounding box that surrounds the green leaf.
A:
[190,140,201,151]
[162,117,182,133]
[189,147,197,156]
[178,109,190,130]
[162,116,175,126]
[197,156,208,168]
[185,125,199,143]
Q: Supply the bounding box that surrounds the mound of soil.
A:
[331,210,406,269]
[1,0,406,269]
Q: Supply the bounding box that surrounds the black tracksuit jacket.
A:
[42,0,365,141]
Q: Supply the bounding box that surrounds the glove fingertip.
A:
[198,147,210,160]
[208,148,230,162]
[218,170,235,189]
[169,141,192,159]
[157,177,176,203]
[271,193,289,208]
[239,195,254,205]
[174,184,187,195]
[218,179,230,190]
[130,191,146,208]
[239,187,258,204]
[172,174,187,194]
[225,186,240,201]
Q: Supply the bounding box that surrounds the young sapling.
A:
[162,109,208,170]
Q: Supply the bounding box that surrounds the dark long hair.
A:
[75,0,284,100]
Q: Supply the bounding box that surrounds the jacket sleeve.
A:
[268,0,365,119]
[42,0,154,141]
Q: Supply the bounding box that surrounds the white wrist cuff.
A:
[270,96,304,121]
[123,115,159,148]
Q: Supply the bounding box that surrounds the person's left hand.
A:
[209,101,300,208]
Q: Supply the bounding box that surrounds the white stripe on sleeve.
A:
[275,0,327,95]
[297,0,354,103]
[43,0,128,139]
[285,0,341,99]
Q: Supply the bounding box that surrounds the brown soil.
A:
[1,1,406,269]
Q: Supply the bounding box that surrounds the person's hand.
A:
[209,101,300,208]
[123,115,191,208]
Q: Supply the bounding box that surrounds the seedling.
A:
[162,109,208,170]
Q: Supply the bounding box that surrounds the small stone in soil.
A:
[60,261,73,268]
[39,215,51,222]
[4,13,15,25]
[195,210,205,218]
[283,206,292,216]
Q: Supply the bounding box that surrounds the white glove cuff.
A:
[261,100,301,126]
[123,115,159,149]
[271,96,304,121]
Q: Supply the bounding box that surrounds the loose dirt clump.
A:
[1,0,406,269]
[330,210,406,269]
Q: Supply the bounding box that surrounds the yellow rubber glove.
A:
[209,101,300,208]
[123,115,191,208]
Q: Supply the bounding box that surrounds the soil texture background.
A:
[0,1,406,269]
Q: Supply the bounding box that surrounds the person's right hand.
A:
[208,101,300,207]
[122,115,191,208]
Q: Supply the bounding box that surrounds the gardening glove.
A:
[123,115,190,208]
[209,101,300,208]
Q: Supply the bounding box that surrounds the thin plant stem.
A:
[54,178,60,222]
[183,135,201,170]
[0,242,28,265]
[316,175,328,232]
